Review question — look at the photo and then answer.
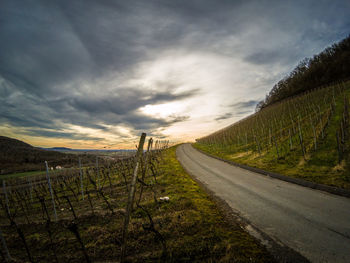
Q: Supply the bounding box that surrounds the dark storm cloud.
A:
[215,113,233,121]
[230,100,259,110]
[245,49,300,66]
[215,100,258,121]
[0,75,195,137]
[20,129,103,141]
[0,0,349,141]
[215,109,253,122]
[69,89,198,115]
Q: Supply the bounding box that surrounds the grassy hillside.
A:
[195,81,350,190]
[0,136,96,175]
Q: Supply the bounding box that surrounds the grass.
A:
[194,89,350,190]
[154,146,273,262]
[0,170,46,180]
[1,146,274,262]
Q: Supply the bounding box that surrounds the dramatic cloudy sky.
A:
[0,0,349,148]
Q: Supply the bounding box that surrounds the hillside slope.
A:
[0,136,75,174]
[195,81,350,189]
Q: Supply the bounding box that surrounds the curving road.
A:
[176,144,350,263]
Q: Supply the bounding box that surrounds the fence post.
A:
[45,161,57,221]
[336,131,342,164]
[120,133,146,262]
[79,158,84,200]
[137,138,153,205]
[96,156,100,190]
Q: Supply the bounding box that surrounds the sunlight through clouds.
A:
[0,0,349,148]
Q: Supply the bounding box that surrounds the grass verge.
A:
[154,146,274,262]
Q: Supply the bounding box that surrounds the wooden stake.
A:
[137,138,153,205]
[96,156,100,190]
[79,158,84,200]
[121,133,146,263]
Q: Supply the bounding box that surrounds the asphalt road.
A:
[176,144,350,263]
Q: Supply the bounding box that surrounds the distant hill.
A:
[40,147,77,153]
[50,147,73,151]
[42,147,134,153]
[0,136,83,175]
[0,136,131,175]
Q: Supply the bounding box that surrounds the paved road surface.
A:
[176,144,350,263]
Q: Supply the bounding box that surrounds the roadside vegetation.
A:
[195,81,350,190]
[0,139,273,262]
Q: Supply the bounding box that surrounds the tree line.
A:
[256,35,350,111]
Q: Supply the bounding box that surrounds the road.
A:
[176,144,350,263]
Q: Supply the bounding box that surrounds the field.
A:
[0,171,46,180]
[195,81,350,189]
[0,136,273,262]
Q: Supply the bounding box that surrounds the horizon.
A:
[1,0,350,148]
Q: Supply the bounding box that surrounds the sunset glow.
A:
[1,0,349,148]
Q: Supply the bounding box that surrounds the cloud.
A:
[0,0,349,146]
[230,100,260,110]
[215,100,258,122]
[19,128,103,141]
[215,113,233,121]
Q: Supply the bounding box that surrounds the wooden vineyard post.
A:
[273,136,279,159]
[45,161,57,221]
[252,129,261,155]
[310,116,317,150]
[79,158,84,200]
[298,116,306,160]
[96,156,100,190]
[2,181,10,216]
[340,121,345,150]
[336,131,342,164]
[318,105,325,139]
[120,133,146,263]
[0,228,12,262]
[137,138,153,206]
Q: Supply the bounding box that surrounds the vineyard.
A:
[0,134,170,262]
[0,134,273,262]
[195,81,350,189]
